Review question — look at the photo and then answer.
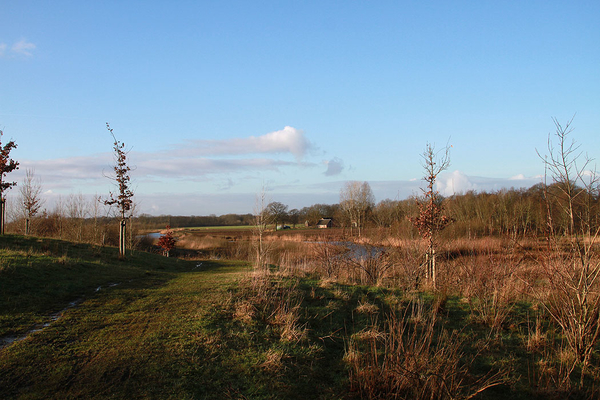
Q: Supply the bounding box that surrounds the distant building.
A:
[317,218,333,228]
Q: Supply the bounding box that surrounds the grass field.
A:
[2,234,599,399]
[184,225,256,231]
[0,235,357,399]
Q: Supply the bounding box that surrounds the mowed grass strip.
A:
[0,240,249,399]
[0,236,354,399]
[0,235,195,338]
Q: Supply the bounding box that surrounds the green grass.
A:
[182,225,309,232]
[1,235,597,399]
[0,235,355,399]
[184,225,255,231]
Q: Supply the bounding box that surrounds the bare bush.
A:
[536,251,600,384]
[310,238,346,279]
[347,300,508,399]
[533,117,600,386]
[347,244,394,286]
[389,241,427,291]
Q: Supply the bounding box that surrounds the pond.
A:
[139,232,163,240]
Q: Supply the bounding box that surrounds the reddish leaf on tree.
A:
[0,130,19,235]
[0,130,19,196]
[157,225,177,257]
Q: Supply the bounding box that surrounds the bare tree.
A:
[373,199,400,229]
[90,194,107,245]
[339,181,375,237]
[104,123,134,258]
[19,168,44,235]
[534,117,600,387]
[0,130,19,235]
[409,142,452,289]
[537,117,585,236]
[252,187,274,271]
[66,193,89,242]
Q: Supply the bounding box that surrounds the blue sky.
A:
[1,1,599,215]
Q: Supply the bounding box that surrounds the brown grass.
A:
[170,226,600,393]
[233,270,307,343]
[347,300,509,400]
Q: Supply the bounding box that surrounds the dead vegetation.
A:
[347,299,509,400]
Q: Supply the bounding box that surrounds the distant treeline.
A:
[135,214,255,230]
[133,182,600,238]
[7,182,600,243]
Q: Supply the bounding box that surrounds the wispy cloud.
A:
[177,126,314,160]
[12,127,322,194]
[135,156,302,179]
[1,38,36,57]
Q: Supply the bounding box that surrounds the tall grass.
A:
[130,226,600,395]
[232,270,307,343]
[346,298,508,399]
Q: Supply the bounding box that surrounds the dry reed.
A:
[346,300,508,399]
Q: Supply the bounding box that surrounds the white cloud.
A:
[436,170,475,196]
[14,141,317,195]
[135,156,301,179]
[434,170,543,196]
[179,126,314,160]
[323,157,344,176]
[11,38,36,57]
[138,192,259,216]
[0,43,6,56]
[12,126,318,192]
[17,156,107,178]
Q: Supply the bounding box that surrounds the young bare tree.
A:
[409,142,452,288]
[535,117,600,387]
[19,168,44,235]
[253,188,274,271]
[537,117,586,236]
[339,181,375,237]
[0,130,19,235]
[104,123,134,258]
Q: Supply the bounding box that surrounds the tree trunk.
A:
[432,247,436,289]
[25,217,30,235]
[0,198,5,235]
[119,219,126,257]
